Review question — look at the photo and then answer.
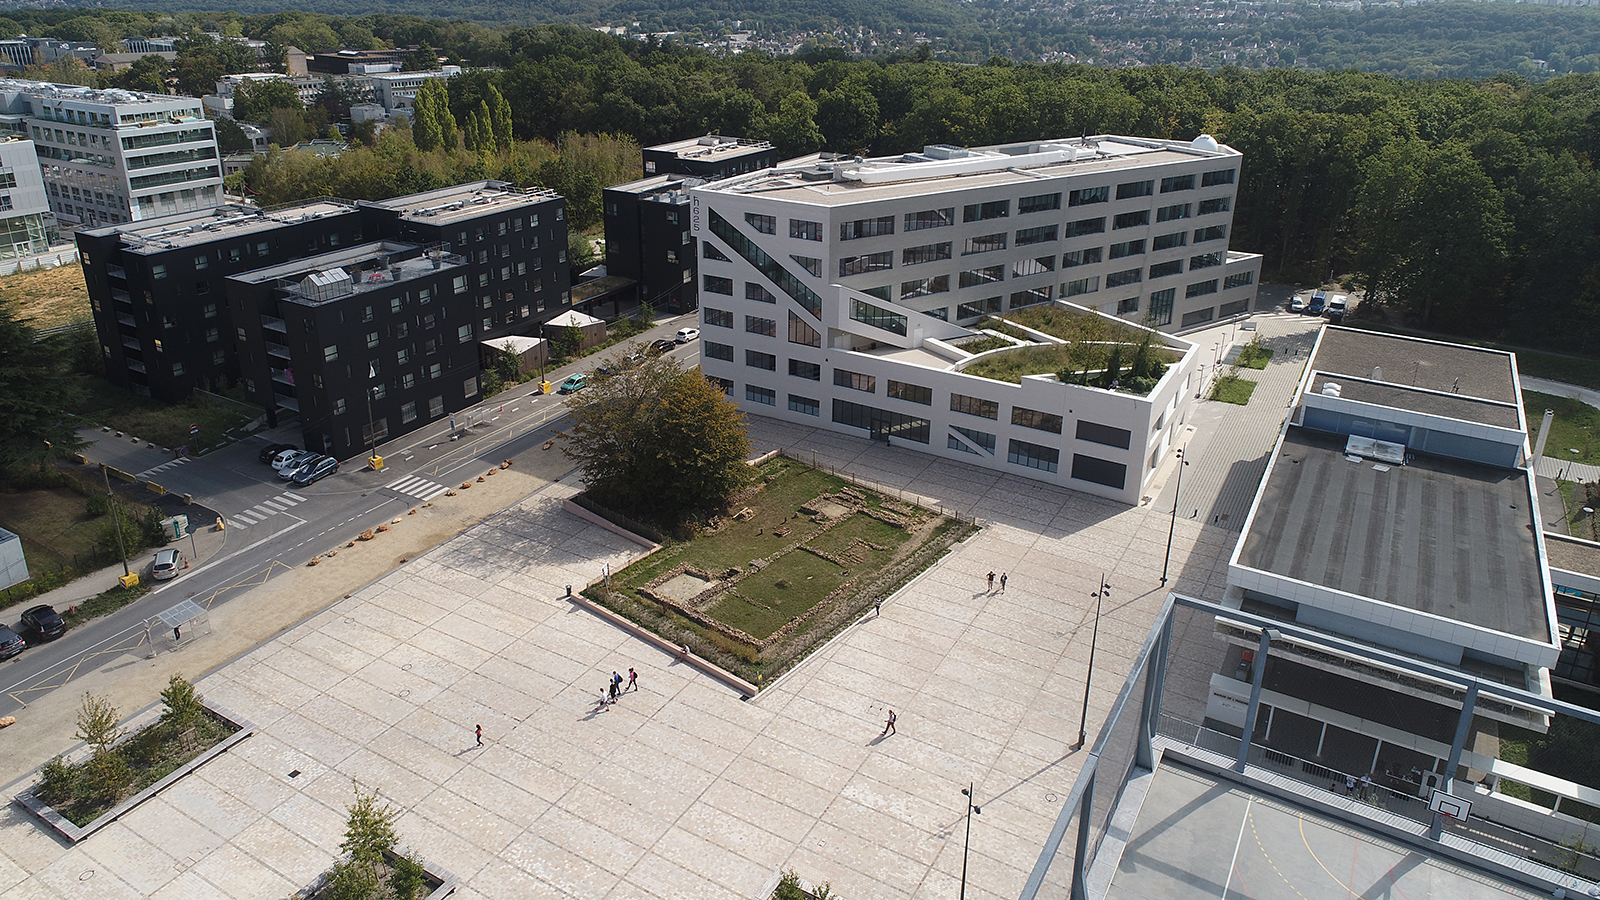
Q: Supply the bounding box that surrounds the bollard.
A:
[566,584,573,597]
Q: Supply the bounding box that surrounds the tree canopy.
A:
[562,350,753,521]
[0,306,87,477]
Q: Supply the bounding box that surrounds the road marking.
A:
[282,491,307,502]
[250,505,276,517]
[133,457,189,478]
[386,474,450,501]
[262,500,287,511]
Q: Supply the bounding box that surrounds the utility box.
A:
[369,455,385,471]
[119,573,140,589]
[163,515,189,540]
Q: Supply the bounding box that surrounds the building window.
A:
[950,393,999,420]
[396,348,410,365]
[705,341,735,361]
[1160,174,1196,193]
[1062,247,1103,268]
[323,344,338,362]
[1063,276,1100,297]
[1008,439,1059,473]
[333,398,346,415]
[707,376,733,394]
[1010,286,1053,308]
[839,251,893,277]
[193,254,208,270]
[705,307,734,328]
[903,242,952,266]
[834,369,876,393]
[963,200,1009,222]
[1106,268,1142,288]
[453,275,468,294]
[789,311,822,347]
[1186,279,1219,298]
[1149,260,1183,279]
[463,375,479,397]
[1117,295,1140,315]
[1110,239,1145,260]
[704,242,730,261]
[839,216,894,240]
[202,303,217,318]
[151,264,167,279]
[832,398,929,443]
[963,233,1007,255]
[790,219,822,241]
[458,324,472,343]
[887,380,932,405]
[1149,288,1176,326]
[1065,217,1106,237]
[746,385,776,406]
[957,297,1003,319]
[746,350,776,370]
[905,208,954,231]
[1116,180,1154,199]
[849,298,907,336]
[1189,252,1224,270]
[1198,196,1231,215]
[1194,225,1228,243]
[430,363,442,379]
[1077,419,1132,449]
[1012,407,1064,434]
[1011,257,1055,278]
[788,394,819,416]
[950,425,996,454]
[1113,210,1150,229]
[901,275,950,299]
[172,361,184,376]
[789,359,821,381]
[205,327,219,343]
[401,402,418,424]
[1153,231,1187,251]
[1157,204,1191,223]
[704,274,733,295]
[790,255,822,277]
[1020,192,1063,214]
[366,331,380,349]
[746,315,777,337]
[959,266,1005,289]
[1016,225,1057,246]
[1067,186,1110,207]
[1181,306,1216,328]
[745,213,776,234]
[1201,168,1236,187]
[1224,271,1255,290]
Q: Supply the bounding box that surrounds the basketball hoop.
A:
[1428,789,1471,824]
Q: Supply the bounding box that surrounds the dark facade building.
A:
[80,181,570,458]
[641,135,775,180]
[602,175,697,315]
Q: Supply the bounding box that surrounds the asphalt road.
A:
[0,320,701,717]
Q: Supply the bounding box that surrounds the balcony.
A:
[261,315,287,333]
[127,360,146,374]
[265,341,291,361]
[273,394,300,412]
[106,264,126,280]
[116,313,136,328]
[270,368,296,388]
[111,290,131,306]
[121,335,140,350]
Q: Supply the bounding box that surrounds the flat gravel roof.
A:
[1309,374,1522,428]
[1314,327,1517,404]
[1238,428,1546,640]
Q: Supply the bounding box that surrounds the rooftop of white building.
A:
[693,134,1238,207]
[0,79,196,109]
[647,134,772,161]
[1312,326,1519,406]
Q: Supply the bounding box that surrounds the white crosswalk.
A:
[135,457,189,478]
[386,474,450,501]
[225,491,305,530]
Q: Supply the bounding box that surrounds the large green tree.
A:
[562,351,752,520]
[0,306,87,478]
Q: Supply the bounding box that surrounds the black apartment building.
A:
[80,181,570,458]
[603,135,775,317]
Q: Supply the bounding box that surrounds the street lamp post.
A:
[959,783,982,900]
[1074,575,1112,750]
[101,464,129,577]
[1160,447,1190,586]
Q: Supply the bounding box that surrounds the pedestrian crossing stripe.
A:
[134,457,190,478]
[225,492,307,530]
[385,474,450,501]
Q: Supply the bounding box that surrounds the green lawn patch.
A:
[584,457,975,685]
[953,334,1014,354]
[1236,338,1274,369]
[68,377,256,452]
[1526,391,1600,466]
[1211,374,1259,405]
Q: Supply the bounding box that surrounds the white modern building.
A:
[0,135,58,256]
[0,80,222,226]
[371,68,462,114]
[685,134,1263,501]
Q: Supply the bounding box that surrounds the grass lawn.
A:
[589,458,975,684]
[0,263,90,329]
[1211,374,1258,405]
[0,487,107,576]
[1235,340,1274,370]
[1526,391,1600,466]
[954,334,1015,354]
[69,377,257,452]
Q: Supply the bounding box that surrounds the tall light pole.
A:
[1074,575,1112,750]
[101,464,129,577]
[1160,446,1190,586]
[959,783,982,900]
[365,363,379,469]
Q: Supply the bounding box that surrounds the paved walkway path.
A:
[0,417,1245,900]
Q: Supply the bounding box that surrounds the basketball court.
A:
[1106,763,1549,900]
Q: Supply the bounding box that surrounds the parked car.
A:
[151,547,186,581]
[258,442,297,464]
[1288,296,1306,314]
[1306,290,1328,316]
[648,339,677,356]
[291,456,339,486]
[559,374,588,394]
[20,604,65,641]
[1327,295,1348,317]
[0,625,24,660]
[675,327,700,343]
[272,449,314,472]
[280,453,327,480]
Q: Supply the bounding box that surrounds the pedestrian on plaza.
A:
[627,667,638,692]
[475,724,482,746]
[881,709,897,737]
[608,679,619,702]
[875,597,883,617]
[999,573,1008,592]
[612,670,623,694]
[676,643,690,662]
[1344,773,1356,795]
[986,571,996,591]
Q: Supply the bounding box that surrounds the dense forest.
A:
[8,3,1600,77]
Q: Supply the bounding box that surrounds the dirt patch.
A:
[810,500,851,520]
[656,571,716,603]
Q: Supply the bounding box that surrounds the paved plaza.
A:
[0,316,1325,900]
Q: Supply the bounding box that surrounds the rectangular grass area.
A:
[588,457,975,683]
[1525,390,1600,466]
[1211,374,1258,405]
[70,378,256,452]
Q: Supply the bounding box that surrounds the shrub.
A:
[160,673,204,727]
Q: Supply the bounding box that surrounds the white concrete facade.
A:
[0,80,222,226]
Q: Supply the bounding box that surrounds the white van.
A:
[1327,295,1348,316]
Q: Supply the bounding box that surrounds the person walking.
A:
[475,724,483,746]
[875,597,883,617]
[627,667,638,692]
[999,572,1008,592]
[608,678,619,702]
[612,670,623,695]
[881,709,897,736]
[1344,773,1356,795]
[1359,773,1373,800]
[986,571,996,591]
